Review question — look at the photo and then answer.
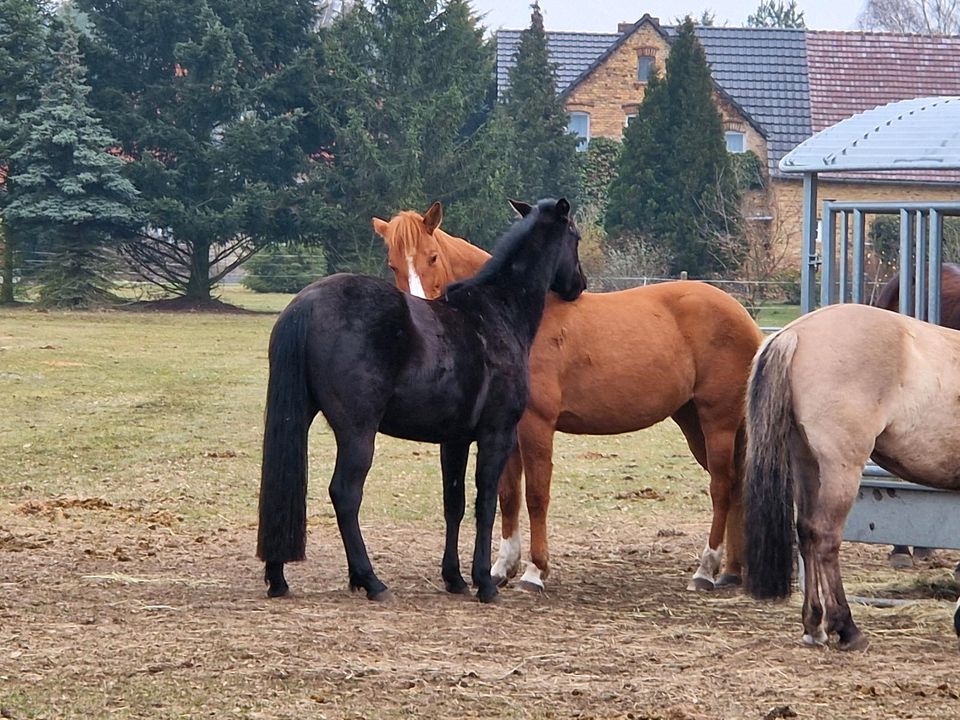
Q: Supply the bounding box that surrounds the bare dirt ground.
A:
[2,498,958,720]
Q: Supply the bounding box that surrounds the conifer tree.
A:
[500,1,580,204]
[0,0,50,302]
[5,25,141,307]
[320,0,509,266]
[605,18,742,276]
[76,0,327,300]
[747,0,806,28]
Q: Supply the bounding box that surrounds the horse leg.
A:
[817,514,867,649]
[440,441,471,595]
[473,430,518,603]
[809,460,867,650]
[796,518,827,646]
[328,429,390,601]
[707,424,744,588]
[491,448,524,586]
[516,412,556,592]
[673,403,725,591]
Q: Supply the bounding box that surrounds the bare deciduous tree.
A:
[858,0,960,34]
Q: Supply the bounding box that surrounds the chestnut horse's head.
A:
[372,202,451,300]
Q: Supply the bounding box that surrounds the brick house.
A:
[496,16,960,260]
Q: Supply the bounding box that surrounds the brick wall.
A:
[772,178,960,262]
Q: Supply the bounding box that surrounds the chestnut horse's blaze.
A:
[373,203,763,592]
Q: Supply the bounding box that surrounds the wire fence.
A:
[6,251,893,316]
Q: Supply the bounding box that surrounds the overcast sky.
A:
[470,0,868,32]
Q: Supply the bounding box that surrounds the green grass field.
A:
[0,303,707,526]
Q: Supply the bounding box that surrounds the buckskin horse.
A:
[373,202,763,592]
[745,303,960,649]
[876,264,960,570]
[257,198,585,603]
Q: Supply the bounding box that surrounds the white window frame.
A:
[637,55,655,82]
[725,131,746,153]
[568,111,590,151]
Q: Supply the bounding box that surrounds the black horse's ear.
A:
[508,199,532,218]
[422,201,443,234]
[555,198,570,220]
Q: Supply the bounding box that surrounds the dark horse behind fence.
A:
[875,262,960,327]
[257,198,586,604]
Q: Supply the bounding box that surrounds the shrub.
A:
[241,244,328,293]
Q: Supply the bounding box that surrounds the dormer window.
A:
[725,131,746,153]
[636,47,657,83]
[567,112,590,150]
[637,55,654,82]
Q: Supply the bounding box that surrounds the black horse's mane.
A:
[445,201,549,299]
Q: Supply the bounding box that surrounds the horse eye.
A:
[429,254,438,265]
[388,265,398,273]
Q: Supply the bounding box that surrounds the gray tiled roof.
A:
[495,26,812,175]
[495,29,617,98]
[689,27,811,174]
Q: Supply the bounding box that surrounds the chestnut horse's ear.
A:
[372,217,390,244]
[556,198,570,219]
[422,201,443,234]
[508,199,532,218]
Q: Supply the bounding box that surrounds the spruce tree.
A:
[76,0,327,300]
[321,0,509,267]
[605,18,742,276]
[500,1,580,204]
[747,0,806,28]
[4,25,141,307]
[0,0,50,302]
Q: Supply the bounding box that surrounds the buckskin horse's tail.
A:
[744,330,799,600]
[257,302,314,579]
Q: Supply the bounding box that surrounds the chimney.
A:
[618,22,634,33]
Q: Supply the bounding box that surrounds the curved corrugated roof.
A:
[779,96,960,173]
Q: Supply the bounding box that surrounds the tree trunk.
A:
[184,239,212,301]
[1,223,15,304]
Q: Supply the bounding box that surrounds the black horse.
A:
[257,198,586,603]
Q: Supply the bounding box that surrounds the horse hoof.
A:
[839,633,870,652]
[491,573,509,588]
[517,579,545,594]
[266,580,289,598]
[912,546,935,560]
[368,588,395,603]
[888,551,913,569]
[687,577,715,592]
[802,630,827,646]
[445,579,471,595]
[477,586,500,604]
[715,573,742,588]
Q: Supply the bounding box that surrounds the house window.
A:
[567,112,590,150]
[625,113,638,127]
[725,131,746,153]
[637,55,655,82]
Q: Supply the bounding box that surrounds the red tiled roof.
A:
[807,31,960,183]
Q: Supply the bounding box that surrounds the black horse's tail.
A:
[744,331,799,600]
[257,302,314,566]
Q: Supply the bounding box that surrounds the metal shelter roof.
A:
[779,96,960,173]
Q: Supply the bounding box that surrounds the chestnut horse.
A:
[373,203,763,591]
[258,198,585,603]
[745,304,960,650]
